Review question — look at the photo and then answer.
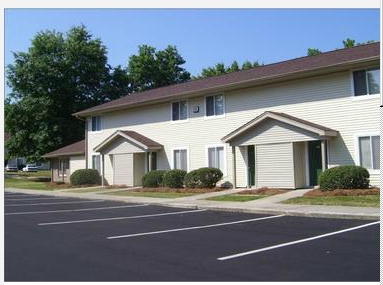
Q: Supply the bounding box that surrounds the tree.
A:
[5,25,113,161]
[194,60,261,79]
[342,38,356,48]
[127,45,190,92]
[307,48,322,56]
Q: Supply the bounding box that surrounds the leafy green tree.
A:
[307,48,323,56]
[127,45,190,92]
[342,38,356,48]
[5,25,113,161]
[195,60,261,79]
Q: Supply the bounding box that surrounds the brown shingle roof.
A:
[119,130,162,148]
[42,139,85,158]
[73,42,380,117]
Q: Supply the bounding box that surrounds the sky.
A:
[4,8,380,92]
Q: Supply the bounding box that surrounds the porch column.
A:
[101,154,105,187]
[321,139,327,171]
[148,152,152,171]
[231,146,236,189]
[50,159,53,183]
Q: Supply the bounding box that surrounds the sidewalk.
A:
[4,187,380,220]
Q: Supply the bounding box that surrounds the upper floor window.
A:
[92,154,101,173]
[353,68,380,96]
[206,94,224,117]
[172,101,188,121]
[91,116,101,132]
[358,135,380,170]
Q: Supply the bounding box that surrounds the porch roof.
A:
[221,111,338,144]
[94,130,163,153]
[42,139,85,158]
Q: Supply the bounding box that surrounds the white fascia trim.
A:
[93,131,149,152]
[171,146,190,172]
[205,143,228,177]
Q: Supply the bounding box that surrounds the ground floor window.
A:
[147,152,157,171]
[58,158,69,177]
[92,154,101,173]
[358,135,380,170]
[173,148,188,171]
[207,145,225,174]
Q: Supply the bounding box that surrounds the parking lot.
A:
[4,191,380,281]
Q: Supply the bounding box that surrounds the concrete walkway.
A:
[4,187,380,220]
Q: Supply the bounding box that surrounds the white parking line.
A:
[5,197,72,201]
[38,209,207,226]
[217,220,380,261]
[5,204,149,215]
[107,214,285,240]
[5,200,105,207]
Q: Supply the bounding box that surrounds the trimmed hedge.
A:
[184,167,223,188]
[142,170,167,187]
[70,169,101,186]
[319,165,370,191]
[163,169,187,188]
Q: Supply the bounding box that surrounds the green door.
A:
[308,141,323,186]
[247,145,255,187]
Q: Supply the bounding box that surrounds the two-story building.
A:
[44,43,381,188]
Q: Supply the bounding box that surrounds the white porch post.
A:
[321,139,327,171]
[101,154,105,187]
[148,151,152,171]
[231,146,236,189]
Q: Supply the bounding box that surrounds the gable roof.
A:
[73,42,380,117]
[221,111,338,143]
[42,139,85,158]
[93,130,163,152]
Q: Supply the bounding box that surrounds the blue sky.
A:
[5,9,380,82]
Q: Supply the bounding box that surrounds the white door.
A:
[113,153,133,186]
[256,142,295,188]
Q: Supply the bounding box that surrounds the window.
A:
[172,101,188,121]
[358,136,380,170]
[147,152,157,171]
[92,154,101,173]
[173,149,188,171]
[353,68,380,96]
[205,94,224,117]
[207,146,225,174]
[91,116,101,132]
[58,158,69,176]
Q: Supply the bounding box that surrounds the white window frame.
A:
[91,153,101,174]
[354,133,380,174]
[58,158,69,177]
[350,68,381,101]
[171,147,190,171]
[205,144,227,177]
[170,100,189,124]
[204,94,226,120]
[90,116,102,133]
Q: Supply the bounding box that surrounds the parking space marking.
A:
[5,200,105,207]
[5,197,73,201]
[217,220,380,261]
[107,214,285,239]
[5,204,149,215]
[38,209,207,226]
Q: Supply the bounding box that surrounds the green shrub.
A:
[319,165,370,191]
[163,169,187,188]
[142,170,167,187]
[70,169,101,186]
[184,167,223,188]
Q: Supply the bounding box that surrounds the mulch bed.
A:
[237,187,289,195]
[304,188,380,197]
[133,187,226,193]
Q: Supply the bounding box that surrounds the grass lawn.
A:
[207,194,268,202]
[105,190,198,199]
[65,187,106,193]
[5,170,51,178]
[4,178,60,191]
[282,195,380,207]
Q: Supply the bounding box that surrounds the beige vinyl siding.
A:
[113,153,133,186]
[230,118,320,146]
[293,142,306,188]
[256,143,295,188]
[86,70,380,187]
[69,155,85,174]
[133,153,145,186]
[101,136,145,154]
